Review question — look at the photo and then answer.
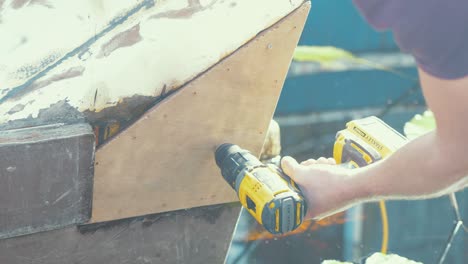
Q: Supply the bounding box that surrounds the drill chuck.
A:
[215,143,306,234]
[215,143,263,188]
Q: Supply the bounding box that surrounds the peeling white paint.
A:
[0,0,144,89]
[0,0,304,123]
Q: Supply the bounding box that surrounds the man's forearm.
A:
[347,68,468,203]
[281,70,468,219]
[349,130,468,203]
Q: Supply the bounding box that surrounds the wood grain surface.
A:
[91,2,310,222]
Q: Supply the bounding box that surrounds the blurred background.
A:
[225,1,467,263]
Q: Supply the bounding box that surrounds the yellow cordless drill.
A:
[215,143,306,234]
[214,116,408,235]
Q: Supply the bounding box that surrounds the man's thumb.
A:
[281,156,299,178]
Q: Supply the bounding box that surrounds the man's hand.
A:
[281,156,360,220]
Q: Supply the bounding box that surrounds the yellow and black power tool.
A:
[334,116,407,167]
[215,144,306,234]
[215,116,408,236]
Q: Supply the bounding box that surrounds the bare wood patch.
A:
[98,24,143,58]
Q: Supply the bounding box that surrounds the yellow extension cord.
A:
[379,200,389,254]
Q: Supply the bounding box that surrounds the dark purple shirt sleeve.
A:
[353,0,468,80]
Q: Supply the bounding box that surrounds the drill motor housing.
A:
[215,144,306,234]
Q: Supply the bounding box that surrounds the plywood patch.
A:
[91,2,310,222]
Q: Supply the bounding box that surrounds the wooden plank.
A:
[0,123,95,239]
[0,204,240,264]
[91,2,310,222]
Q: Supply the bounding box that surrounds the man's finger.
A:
[281,156,300,178]
[301,159,317,166]
[317,157,328,163]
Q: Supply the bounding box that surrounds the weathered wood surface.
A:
[91,2,310,222]
[0,0,305,126]
[0,204,240,264]
[0,123,94,239]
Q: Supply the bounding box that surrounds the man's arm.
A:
[281,68,468,219]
